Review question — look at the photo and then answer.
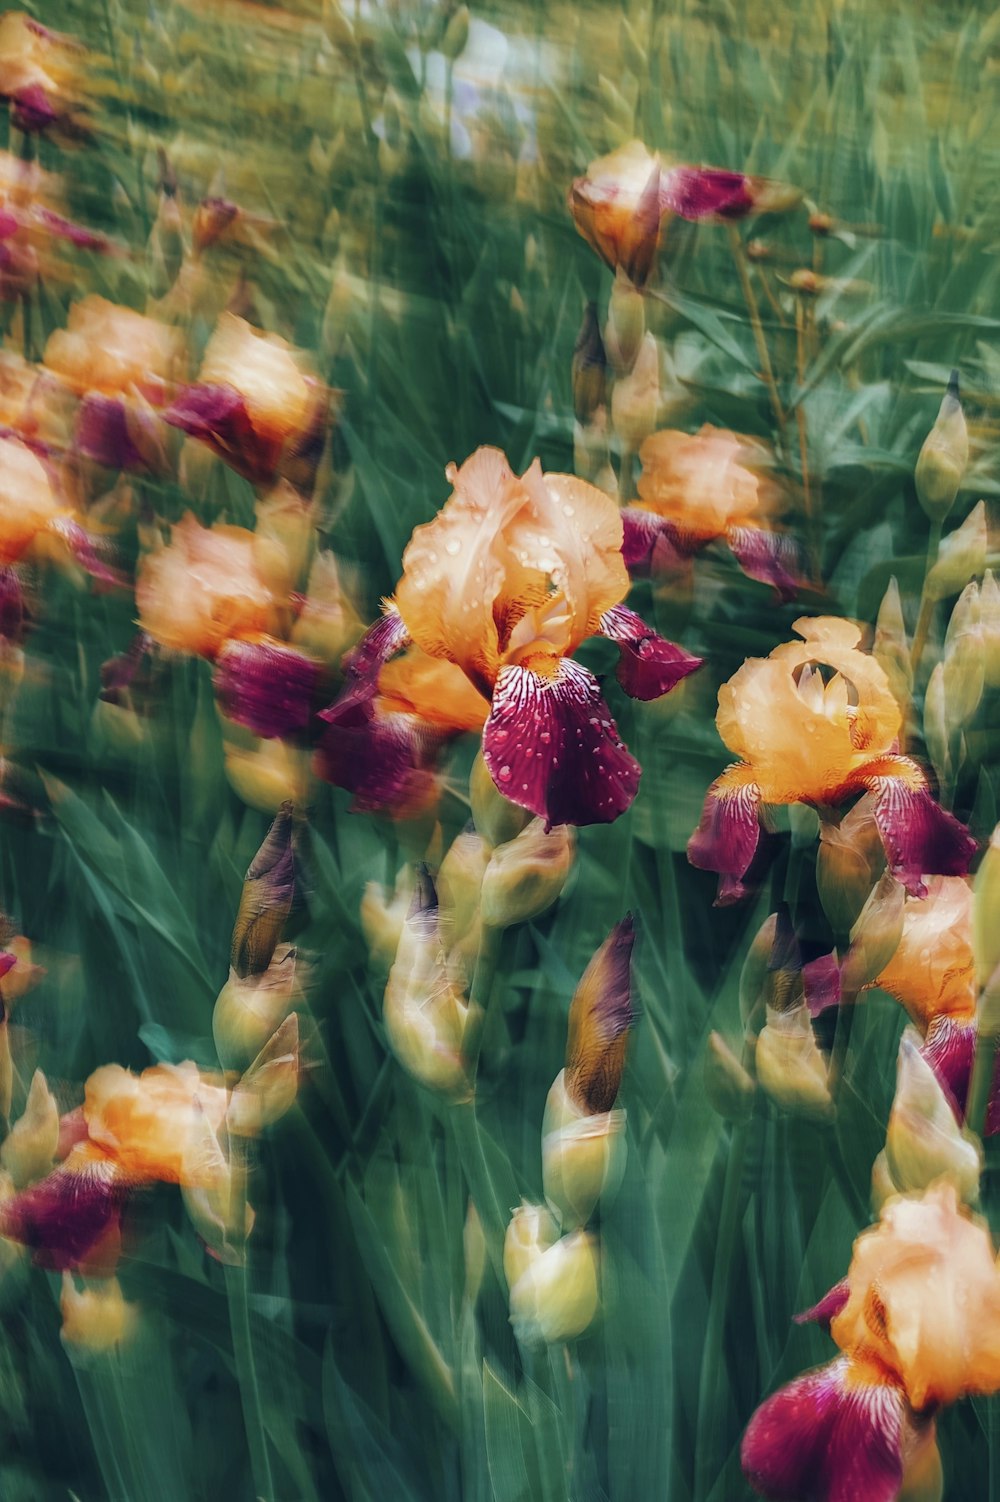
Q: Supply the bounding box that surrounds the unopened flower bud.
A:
[974,823,1000,991]
[925,501,987,603]
[923,661,951,791]
[180,1104,254,1263]
[508,1229,599,1346]
[873,576,912,710]
[604,270,645,374]
[755,1001,833,1120]
[470,750,531,846]
[291,551,363,670]
[885,1031,982,1203]
[980,570,1000,687]
[438,828,490,949]
[361,867,414,970]
[480,819,574,929]
[915,371,968,523]
[223,731,310,813]
[841,871,905,998]
[1,1069,58,1188]
[440,4,469,59]
[214,944,306,1069]
[572,302,608,424]
[816,798,885,937]
[542,1070,627,1228]
[503,1201,559,1289]
[383,872,470,1098]
[564,916,635,1113]
[231,803,296,980]
[611,332,659,451]
[942,581,984,730]
[228,1014,299,1135]
[870,1148,896,1214]
[704,1031,755,1121]
[60,1274,137,1352]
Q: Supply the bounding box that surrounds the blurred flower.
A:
[569,138,799,288]
[437,828,490,970]
[571,300,607,422]
[43,296,182,471]
[542,918,634,1226]
[924,502,987,603]
[165,313,323,485]
[915,371,968,524]
[815,794,886,936]
[480,818,574,929]
[623,424,801,599]
[136,513,275,659]
[503,1201,559,1290]
[688,617,976,903]
[227,1013,299,1135]
[83,1061,230,1184]
[469,749,532,847]
[743,1183,1000,1501]
[0,1141,126,1271]
[214,636,322,739]
[223,729,310,813]
[882,1031,981,1204]
[321,449,701,826]
[0,14,87,138]
[0,434,62,563]
[230,803,296,980]
[755,998,833,1120]
[873,877,975,1030]
[290,550,363,669]
[360,867,414,971]
[214,943,306,1068]
[610,331,659,451]
[382,870,470,1098]
[840,870,906,998]
[60,1273,136,1352]
[507,1229,599,1346]
[253,482,316,600]
[975,821,1000,989]
[0,1067,58,1188]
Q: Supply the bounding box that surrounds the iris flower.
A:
[688,617,975,902]
[743,1182,1000,1502]
[569,139,801,289]
[318,447,702,826]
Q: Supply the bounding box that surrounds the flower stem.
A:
[969,1029,998,1141]
[223,1141,274,1502]
[910,519,943,682]
[463,922,502,1078]
[726,224,786,451]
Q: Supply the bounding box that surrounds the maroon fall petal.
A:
[482,658,640,827]
[794,1279,851,1329]
[75,394,148,470]
[0,1151,127,1270]
[661,166,756,221]
[0,566,23,642]
[920,1016,1000,1137]
[315,693,432,813]
[341,609,410,685]
[741,1357,907,1502]
[164,382,277,482]
[725,525,803,602]
[599,603,703,700]
[620,507,692,576]
[803,952,843,1018]
[8,84,60,135]
[687,765,762,902]
[33,206,111,252]
[859,760,977,897]
[49,517,128,590]
[215,638,321,739]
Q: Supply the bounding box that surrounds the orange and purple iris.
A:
[317,447,702,826]
[688,617,975,902]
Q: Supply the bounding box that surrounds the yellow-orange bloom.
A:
[831,1181,1000,1409]
[874,877,976,1031]
[0,14,87,137]
[689,617,975,902]
[636,425,773,542]
[136,512,275,659]
[43,296,182,403]
[83,1061,230,1185]
[376,648,489,733]
[0,434,62,563]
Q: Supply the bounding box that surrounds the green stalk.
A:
[910,518,943,682]
[223,1139,275,1502]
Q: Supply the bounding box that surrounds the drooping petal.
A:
[482,657,640,827]
[75,393,167,472]
[794,1280,851,1329]
[687,763,762,903]
[920,1016,1000,1137]
[661,167,756,220]
[742,1357,909,1502]
[0,1145,127,1270]
[214,637,322,740]
[620,507,691,575]
[725,525,803,601]
[48,516,128,589]
[854,756,977,897]
[599,604,703,700]
[165,382,280,483]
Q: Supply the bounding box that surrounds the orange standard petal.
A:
[83,1062,231,1185]
[376,647,489,734]
[636,424,773,544]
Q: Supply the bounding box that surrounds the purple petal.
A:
[33,206,110,252]
[341,609,410,685]
[0,1150,127,1270]
[0,953,15,982]
[164,382,276,482]
[0,567,23,643]
[75,394,146,470]
[599,604,703,700]
[687,764,762,903]
[794,1279,850,1329]
[725,525,803,602]
[620,508,691,576]
[215,638,321,739]
[49,518,127,590]
[8,85,59,135]
[482,658,640,827]
[315,692,432,813]
[858,758,977,897]
[661,167,755,221]
[920,1016,1000,1137]
[742,1357,906,1502]
[803,953,842,1018]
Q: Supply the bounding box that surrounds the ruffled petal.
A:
[854,756,977,897]
[0,1146,128,1271]
[725,525,803,602]
[620,508,691,575]
[687,763,762,903]
[215,637,321,739]
[482,657,640,827]
[794,1279,851,1329]
[598,604,703,700]
[742,1357,908,1502]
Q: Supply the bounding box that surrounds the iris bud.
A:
[503,1201,560,1290]
[840,871,905,999]
[228,1014,299,1135]
[213,944,306,1069]
[60,1274,137,1352]
[480,819,574,929]
[873,576,912,710]
[704,1031,755,1122]
[915,371,968,523]
[816,797,885,937]
[507,1230,600,1346]
[383,872,470,1098]
[361,867,414,971]
[0,1069,58,1189]
[755,1001,833,1120]
[542,1070,627,1228]
[925,501,987,603]
[470,750,531,846]
[611,332,659,452]
[885,1032,981,1204]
